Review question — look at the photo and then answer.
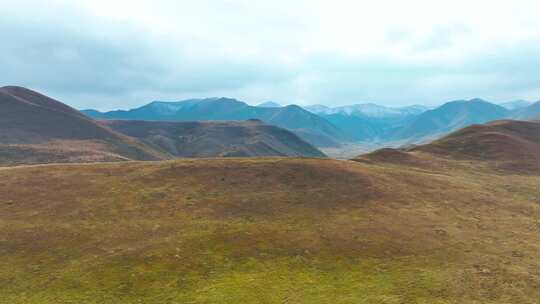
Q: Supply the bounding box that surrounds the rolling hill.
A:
[0,86,167,165]
[412,120,540,171]
[103,119,325,158]
[84,99,345,147]
[360,119,540,172]
[2,119,540,302]
[393,99,510,141]
[0,87,326,164]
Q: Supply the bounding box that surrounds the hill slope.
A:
[103,119,325,158]
[84,99,345,147]
[0,86,166,165]
[1,150,540,303]
[360,119,540,172]
[412,120,540,170]
[394,99,509,141]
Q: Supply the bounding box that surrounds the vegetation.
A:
[1,154,539,303]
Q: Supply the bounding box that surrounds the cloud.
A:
[1,0,539,110]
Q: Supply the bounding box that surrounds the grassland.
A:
[1,155,540,303]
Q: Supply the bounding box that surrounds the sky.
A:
[2,0,540,110]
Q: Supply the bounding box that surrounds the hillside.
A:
[103,119,325,158]
[84,99,345,148]
[412,120,540,170]
[2,144,540,303]
[0,86,166,165]
[393,99,509,141]
[360,119,540,172]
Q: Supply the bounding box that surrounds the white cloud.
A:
[1,0,540,109]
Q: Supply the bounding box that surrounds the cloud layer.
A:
[2,0,540,110]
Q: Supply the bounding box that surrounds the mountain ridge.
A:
[0,87,327,164]
[103,119,326,158]
[84,99,346,147]
[0,86,167,165]
[393,99,510,141]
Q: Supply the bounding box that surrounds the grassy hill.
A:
[0,86,167,165]
[0,87,326,164]
[103,119,325,158]
[411,120,540,171]
[2,140,540,303]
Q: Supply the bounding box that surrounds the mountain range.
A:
[0,87,324,165]
[306,98,539,144]
[84,99,345,147]
[5,85,540,163]
[85,97,540,149]
[392,99,510,141]
[304,103,429,118]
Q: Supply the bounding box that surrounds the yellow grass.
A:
[1,156,539,303]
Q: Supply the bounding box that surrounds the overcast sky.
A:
[2,0,540,110]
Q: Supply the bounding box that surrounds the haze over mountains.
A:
[511,100,540,120]
[393,99,510,141]
[3,85,540,165]
[499,100,533,110]
[85,96,540,151]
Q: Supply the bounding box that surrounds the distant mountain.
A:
[257,101,281,108]
[84,99,345,147]
[393,99,510,141]
[304,103,428,141]
[103,119,325,158]
[0,86,166,165]
[511,101,540,120]
[305,103,429,118]
[499,100,532,110]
